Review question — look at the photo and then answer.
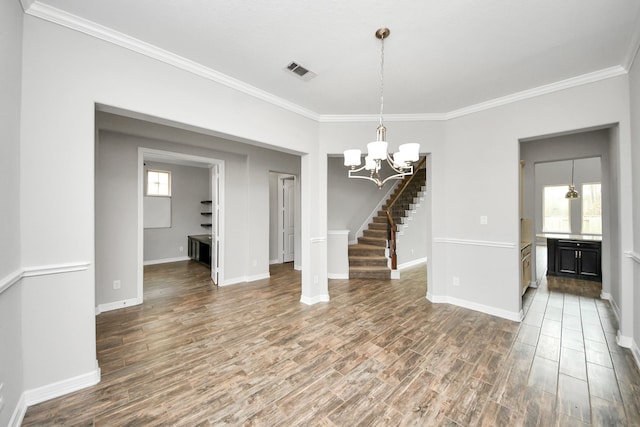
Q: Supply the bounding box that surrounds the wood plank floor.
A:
[23,261,640,426]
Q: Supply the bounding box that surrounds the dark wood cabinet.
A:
[188,234,212,268]
[547,238,601,281]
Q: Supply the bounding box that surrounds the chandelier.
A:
[343,27,420,188]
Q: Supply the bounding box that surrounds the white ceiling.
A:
[25,0,640,117]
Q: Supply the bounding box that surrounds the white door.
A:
[211,164,220,285]
[282,177,295,263]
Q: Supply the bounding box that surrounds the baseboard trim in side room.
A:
[13,363,101,425]
[143,256,190,266]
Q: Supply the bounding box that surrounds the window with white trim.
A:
[146,170,171,196]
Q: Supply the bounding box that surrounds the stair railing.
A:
[384,156,427,270]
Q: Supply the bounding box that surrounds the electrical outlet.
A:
[314,275,319,284]
[453,276,460,286]
[179,246,184,253]
[480,215,488,225]
[113,280,121,290]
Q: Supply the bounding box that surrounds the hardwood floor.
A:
[23,261,640,426]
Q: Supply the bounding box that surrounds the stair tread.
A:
[349,265,390,271]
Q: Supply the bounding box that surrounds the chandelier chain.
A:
[379,35,385,127]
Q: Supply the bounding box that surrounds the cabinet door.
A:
[579,248,601,278]
[557,246,578,274]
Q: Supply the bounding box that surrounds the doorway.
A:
[269,173,297,265]
[138,148,225,300]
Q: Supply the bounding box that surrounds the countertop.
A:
[536,233,602,242]
[188,234,213,245]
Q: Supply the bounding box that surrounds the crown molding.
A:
[23,1,630,125]
[318,113,448,123]
[317,66,627,123]
[441,66,627,120]
[23,1,320,121]
[623,9,640,70]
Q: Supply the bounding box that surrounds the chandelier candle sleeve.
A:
[344,149,362,167]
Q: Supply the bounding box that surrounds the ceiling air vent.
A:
[285,61,316,81]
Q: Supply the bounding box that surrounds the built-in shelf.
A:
[201,201,212,228]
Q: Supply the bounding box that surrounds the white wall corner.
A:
[328,273,349,279]
[300,294,330,305]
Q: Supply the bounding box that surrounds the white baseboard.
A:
[220,272,270,287]
[426,292,523,322]
[96,297,140,314]
[269,259,279,265]
[632,340,640,370]
[609,297,622,324]
[300,294,330,305]
[328,273,349,279]
[143,256,190,266]
[11,364,101,426]
[617,330,634,348]
[600,291,612,300]
[294,264,302,271]
[397,257,427,271]
[391,270,400,280]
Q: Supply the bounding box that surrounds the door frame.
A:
[278,175,296,263]
[137,147,225,301]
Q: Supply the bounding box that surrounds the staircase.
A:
[348,166,427,279]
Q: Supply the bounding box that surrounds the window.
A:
[543,185,570,233]
[582,183,602,234]
[146,170,171,196]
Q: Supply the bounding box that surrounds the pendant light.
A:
[565,160,579,199]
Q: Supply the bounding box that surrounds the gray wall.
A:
[143,161,210,262]
[0,1,24,425]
